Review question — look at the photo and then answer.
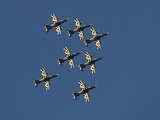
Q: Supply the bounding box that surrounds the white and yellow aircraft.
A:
[57,47,82,68]
[84,27,109,49]
[72,80,97,102]
[67,18,92,40]
[78,52,102,74]
[44,14,69,34]
[33,68,58,91]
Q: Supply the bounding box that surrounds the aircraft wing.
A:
[74,18,81,28]
[78,80,86,90]
[63,47,71,56]
[68,59,74,68]
[95,40,101,49]
[78,30,84,40]
[84,93,90,102]
[90,64,96,74]
[44,81,51,91]
[90,27,98,37]
[55,25,62,35]
[40,68,48,78]
[51,14,58,23]
[84,52,92,62]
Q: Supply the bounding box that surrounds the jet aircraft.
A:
[57,47,82,68]
[67,18,92,40]
[78,52,102,74]
[33,68,58,91]
[44,14,69,34]
[72,80,97,102]
[84,27,109,49]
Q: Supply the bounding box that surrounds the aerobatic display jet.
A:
[57,47,82,68]
[72,80,97,102]
[44,14,69,34]
[67,18,92,40]
[78,52,102,74]
[84,27,109,49]
[33,68,58,91]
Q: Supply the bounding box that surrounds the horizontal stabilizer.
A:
[33,78,40,87]
[84,39,91,47]
[57,58,64,66]
[78,63,84,71]
[72,92,79,100]
[44,24,51,32]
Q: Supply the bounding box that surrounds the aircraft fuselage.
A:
[39,74,58,83]
[59,52,81,63]
[83,57,103,67]
[68,24,92,35]
[88,32,109,42]
[78,85,96,94]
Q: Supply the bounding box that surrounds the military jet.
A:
[33,68,58,91]
[67,18,92,40]
[78,52,102,74]
[84,27,109,49]
[44,14,69,35]
[72,80,97,102]
[57,47,82,68]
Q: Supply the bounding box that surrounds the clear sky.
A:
[0,0,160,120]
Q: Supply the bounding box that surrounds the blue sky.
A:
[0,1,160,120]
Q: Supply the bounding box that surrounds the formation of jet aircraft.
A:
[57,47,82,68]
[44,14,69,34]
[72,80,97,102]
[33,14,109,102]
[43,14,108,49]
[67,18,92,40]
[33,68,58,91]
[78,52,103,74]
[84,27,109,49]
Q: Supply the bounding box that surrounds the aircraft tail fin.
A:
[33,78,40,87]
[44,24,50,32]
[84,39,91,47]
[57,58,63,66]
[67,29,72,37]
[72,92,79,100]
[78,63,84,71]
